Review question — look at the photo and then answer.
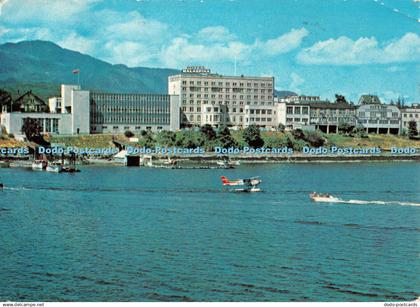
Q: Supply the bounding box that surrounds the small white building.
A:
[1,85,90,138]
[276,101,312,130]
[400,103,420,133]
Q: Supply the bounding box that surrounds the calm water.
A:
[0,162,419,302]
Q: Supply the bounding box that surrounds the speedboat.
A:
[310,192,340,202]
[32,160,47,170]
[46,161,63,173]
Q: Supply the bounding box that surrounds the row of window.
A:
[181,100,273,106]
[184,87,273,94]
[181,80,272,88]
[185,93,272,98]
[358,119,400,124]
[91,94,169,102]
[21,118,59,133]
[358,112,399,118]
[286,106,309,115]
[403,113,419,118]
[92,126,161,131]
[90,114,170,125]
[286,118,309,123]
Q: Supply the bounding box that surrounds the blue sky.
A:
[0,0,419,103]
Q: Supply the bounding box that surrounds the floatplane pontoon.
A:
[221,176,262,192]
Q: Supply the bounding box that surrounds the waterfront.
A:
[0,163,419,301]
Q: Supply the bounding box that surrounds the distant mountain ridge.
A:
[0,40,180,99]
[0,40,293,101]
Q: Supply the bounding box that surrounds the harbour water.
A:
[0,162,419,301]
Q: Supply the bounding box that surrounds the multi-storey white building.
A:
[168,66,276,129]
[400,103,420,133]
[277,101,311,130]
[1,84,180,137]
[276,95,356,133]
[356,95,401,134]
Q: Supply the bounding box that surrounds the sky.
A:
[0,0,419,103]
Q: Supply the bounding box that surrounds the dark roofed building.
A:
[13,90,49,113]
[358,95,381,105]
[308,100,356,133]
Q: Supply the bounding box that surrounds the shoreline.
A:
[1,154,420,168]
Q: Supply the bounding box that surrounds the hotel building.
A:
[356,95,401,134]
[168,66,276,129]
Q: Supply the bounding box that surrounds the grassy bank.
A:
[46,131,420,151]
[1,130,418,151]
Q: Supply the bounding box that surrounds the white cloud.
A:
[1,1,308,69]
[196,26,237,42]
[259,28,309,56]
[297,32,420,65]
[159,28,308,68]
[57,32,95,54]
[379,90,409,103]
[102,11,168,41]
[103,41,156,67]
[0,0,8,16]
[1,0,99,24]
[289,72,305,93]
[0,27,9,36]
[160,37,250,68]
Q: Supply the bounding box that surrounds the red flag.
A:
[72,69,80,74]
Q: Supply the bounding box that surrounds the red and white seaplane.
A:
[221,176,262,192]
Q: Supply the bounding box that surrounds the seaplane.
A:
[309,192,341,202]
[221,176,262,192]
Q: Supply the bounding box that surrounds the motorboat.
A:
[216,160,234,169]
[310,192,341,202]
[32,160,47,170]
[46,161,63,173]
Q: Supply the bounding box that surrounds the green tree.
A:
[200,124,216,140]
[175,130,199,148]
[242,124,264,148]
[304,131,325,147]
[335,94,347,103]
[124,130,134,138]
[278,123,286,132]
[353,126,368,138]
[156,130,176,146]
[291,129,305,140]
[21,118,50,146]
[338,122,354,135]
[217,125,237,148]
[0,89,13,112]
[408,120,418,139]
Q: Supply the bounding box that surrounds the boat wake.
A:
[319,198,420,207]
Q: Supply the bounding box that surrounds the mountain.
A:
[0,40,180,100]
[275,90,298,98]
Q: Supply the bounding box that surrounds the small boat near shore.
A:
[32,160,47,170]
[46,161,63,173]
